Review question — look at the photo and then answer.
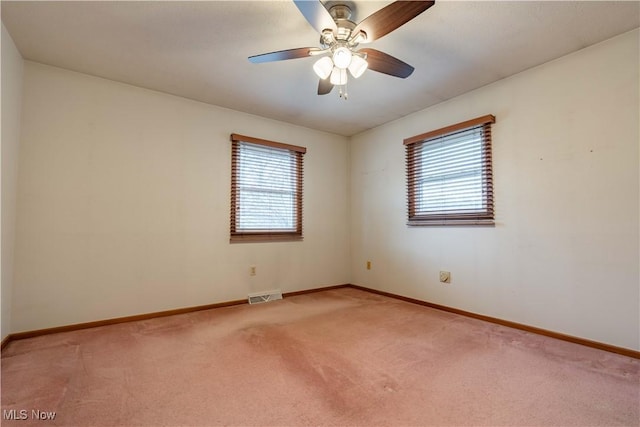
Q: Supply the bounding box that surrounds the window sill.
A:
[407,219,495,227]
[230,234,303,243]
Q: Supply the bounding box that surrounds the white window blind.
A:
[230,134,305,242]
[405,115,495,226]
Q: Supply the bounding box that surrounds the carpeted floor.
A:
[1,287,638,426]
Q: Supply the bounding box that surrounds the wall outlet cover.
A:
[439,271,451,283]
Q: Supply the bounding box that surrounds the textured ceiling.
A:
[2,1,639,136]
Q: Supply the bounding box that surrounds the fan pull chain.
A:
[338,82,348,100]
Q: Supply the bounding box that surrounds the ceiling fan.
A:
[249,1,435,99]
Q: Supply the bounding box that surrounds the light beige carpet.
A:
[2,288,638,426]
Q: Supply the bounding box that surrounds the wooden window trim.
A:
[405,115,495,226]
[403,115,495,146]
[231,133,306,154]
[230,134,305,243]
[229,233,303,244]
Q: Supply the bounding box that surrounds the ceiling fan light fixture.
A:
[348,55,368,78]
[330,67,347,85]
[313,56,333,80]
[332,46,352,69]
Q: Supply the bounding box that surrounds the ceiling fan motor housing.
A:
[320,4,359,48]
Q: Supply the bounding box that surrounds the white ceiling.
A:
[2,1,639,136]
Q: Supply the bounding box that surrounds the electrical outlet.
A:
[439,271,451,283]
[250,266,256,276]
[366,261,371,270]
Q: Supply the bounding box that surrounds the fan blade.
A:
[248,47,321,63]
[359,48,415,78]
[352,1,434,43]
[293,0,337,35]
[318,78,333,95]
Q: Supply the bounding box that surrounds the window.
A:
[404,115,495,226]
[230,134,306,242]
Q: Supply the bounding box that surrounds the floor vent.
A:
[248,290,283,305]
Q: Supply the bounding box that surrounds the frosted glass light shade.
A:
[348,55,368,78]
[330,67,347,85]
[313,57,333,80]
[332,47,352,69]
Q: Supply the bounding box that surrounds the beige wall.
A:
[12,62,350,332]
[1,24,24,341]
[350,29,640,350]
